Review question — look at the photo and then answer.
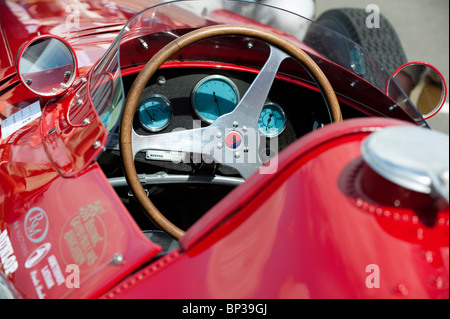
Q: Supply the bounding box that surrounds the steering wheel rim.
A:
[120,25,342,239]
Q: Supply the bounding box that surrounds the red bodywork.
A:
[0,0,448,299]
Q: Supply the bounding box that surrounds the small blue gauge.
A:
[258,102,287,137]
[192,75,240,124]
[138,94,172,132]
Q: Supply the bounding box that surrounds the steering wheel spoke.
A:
[215,45,290,129]
[202,45,289,178]
[132,125,264,179]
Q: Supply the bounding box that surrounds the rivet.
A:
[393,284,409,296]
[111,253,124,265]
[417,228,424,240]
[424,251,434,264]
[356,199,363,207]
[430,276,446,289]
[93,141,101,149]
[157,76,166,85]
[138,38,149,50]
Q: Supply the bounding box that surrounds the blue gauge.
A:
[258,102,287,137]
[138,94,172,132]
[192,75,240,124]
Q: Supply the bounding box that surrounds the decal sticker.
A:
[0,230,19,276]
[41,265,55,289]
[1,101,41,140]
[48,255,65,286]
[25,242,52,269]
[146,150,188,163]
[60,201,107,272]
[30,270,46,299]
[225,131,242,149]
[11,221,30,257]
[24,207,49,243]
[29,254,67,299]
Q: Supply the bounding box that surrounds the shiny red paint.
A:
[0,0,448,300]
[0,118,161,298]
[0,22,14,80]
[39,79,108,177]
[100,118,448,299]
[0,0,129,63]
[0,0,124,121]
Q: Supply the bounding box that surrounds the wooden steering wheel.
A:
[120,25,342,239]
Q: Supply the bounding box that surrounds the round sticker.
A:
[24,207,49,243]
[225,131,242,150]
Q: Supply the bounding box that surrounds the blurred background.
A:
[315,0,449,134]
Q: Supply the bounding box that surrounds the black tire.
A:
[304,8,408,87]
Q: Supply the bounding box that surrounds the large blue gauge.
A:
[258,102,287,137]
[138,94,172,132]
[192,75,240,124]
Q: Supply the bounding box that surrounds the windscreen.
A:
[88,0,428,140]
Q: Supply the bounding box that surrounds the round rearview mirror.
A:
[387,62,447,119]
[16,36,77,97]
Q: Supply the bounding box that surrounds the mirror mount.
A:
[387,61,447,120]
[15,35,78,98]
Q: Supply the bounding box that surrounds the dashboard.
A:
[120,66,334,176]
[99,64,366,231]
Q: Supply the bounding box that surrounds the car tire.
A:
[305,8,408,75]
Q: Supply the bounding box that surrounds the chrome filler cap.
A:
[361,126,449,202]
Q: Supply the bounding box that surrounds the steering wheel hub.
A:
[225,131,243,150]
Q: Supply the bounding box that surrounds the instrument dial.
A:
[258,102,287,137]
[138,94,172,132]
[192,75,240,124]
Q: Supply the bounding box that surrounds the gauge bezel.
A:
[191,74,240,124]
[138,94,173,132]
[258,102,287,138]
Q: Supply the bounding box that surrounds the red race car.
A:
[0,0,448,301]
